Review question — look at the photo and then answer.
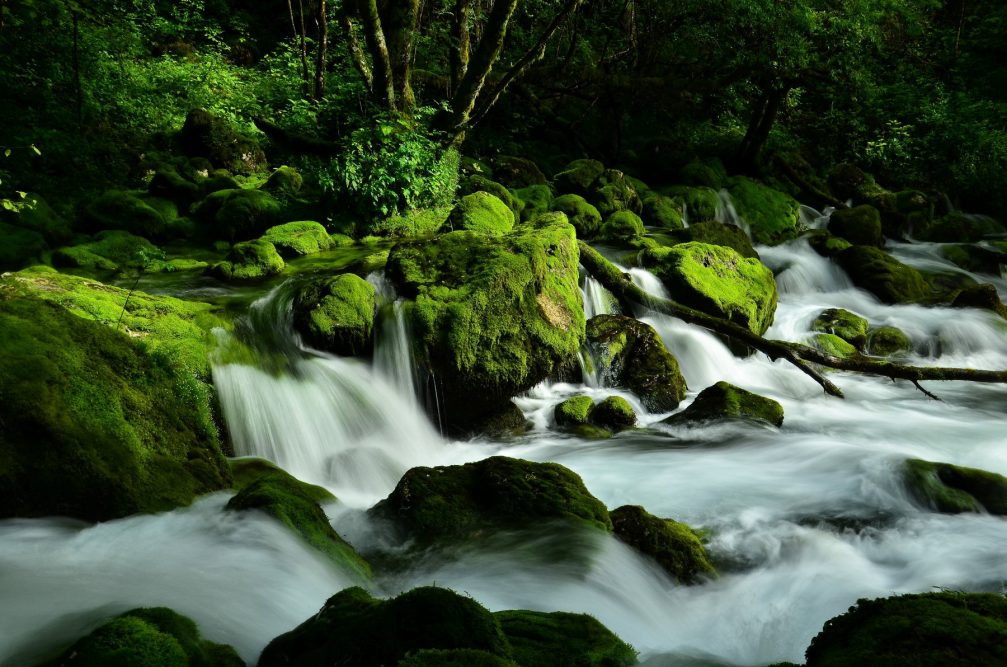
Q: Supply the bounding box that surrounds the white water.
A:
[3,237,1007,666]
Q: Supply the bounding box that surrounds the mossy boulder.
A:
[951,283,1007,319]
[827,162,881,202]
[589,169,642,218]
[229,457,333,500]
[663,381,783,427]
[865,326,912,356]
[368,206,453,238]
[810,333,859,359]
[212,239,285,280]
[599,210,645,241]
[260,165,303,197]
[460,175,521,218]
[804,592,1007,667]
[293,273,376,356]
[82,190,167,240]
[551,194,602,238]
[2,192,73,245]
[449,191,515,236]
[589,395,637,431]
[177,108,266,174]
[585,315,687,412]
[0,280,230,521]
[0,222,46,270]
[941,244,1007,275]
[664,186,719,223]
[641,193,684,230]
[514,184,553,222]
[902,459,1007,515]
[494,610,637,667]
[917,211,1004,243]
[398,650,518,666]
[811,308,869,350]
[679,159,727,190]
[369,456,613,543]
[192,188,284,241]
[806,230,852,258]
[385,216,584,433]
[148,164,201,208]
[260,221,333,257]
[642,242,777,335]
[45,607,243,667]
[836,246,929,304]
[554,159,606,196]
[198,170,241,197]
[491,155,547,188]
[610,505,715,584]
[258,586,512,667]
[226,470,371,579]
[828,205,884,247]
[726,176,802,245]
[52,230,165,274]
[668,220,759,259]
[554,395,595,428]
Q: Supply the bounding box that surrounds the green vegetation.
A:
[866,326,913,356]
[726,177,801,245]
[610,505,716,584]
[828,205,885,248]
[448,192,515,236]
[836,246,930,304]
[667,221,758,259]
[211,239,285,280]
[494,610,637,667]
[810,333,860,359]
[663,381,784,427]
[551,194,603,239]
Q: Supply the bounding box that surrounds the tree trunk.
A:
[359,0,397,110]
[314,0,328,98]
[379,0,419,111]
[341,11,373,93]
[737,83,790,172]
[296,0,311,97]
[72,10,82,126]
[450,0,471,92]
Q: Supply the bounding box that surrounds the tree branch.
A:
[341,11,374,92]
[358,0,396,109]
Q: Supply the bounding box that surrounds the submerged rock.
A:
[902,458,1007,515]
[494,610,637,667]
[811,308,869,350]
[293,273,376,356]
[663,381,784,427]
[610,505,716,584]
[836,246,929,304]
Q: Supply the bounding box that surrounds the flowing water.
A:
[2,230,1007,665]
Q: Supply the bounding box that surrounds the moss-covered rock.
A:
[836,246,929,304]
[45,607,243,667]
[941,244,1007,275]
[585,315,687,412]
[811,308,870,350]
[589,395,637,431]
[192,188,284,241]
[293,273,376,356]
[828,205,884,247]
[0,222,46,270]
[491,156,547,188]
[369,456,612,542]
[52,230,165,274]
[460,175,521,219]
[826,162,881,203]
[951,283,1007,319]
[610,505,715,584]
[212,239,285,280]
[806,230,852,258]
[260,165,303,197]
[229,457,333,500]
[917,211,1004,243]
[368,206,453,238]
[902,459,1007,515]
[589,169,643,218]
[726,176,802,245]
[599,210,645,241]
[398,649,518,666]
[260,221,333,257]
[554,159,606,196]
[865,326,912,356]
[385,216,584,433]
[82,190,168,240]
[641,193,685,230]
[664,186,719,223]
[198,170,241,197]
[643,242,777,335]
[494,610,637,667]
[258,586,513,667]
[177,108,266,174]
[1,192,73,245]
[804,592,1007,667]
[0,277,230,521]
[448,191,515,236]
[810,333,859,359]
[148,164,201,208]
[554,395,595,428]
[663,381,784,427]
[668,220,759,259]
[679,159,727,190]
[551,194,602,238]
[514,184,553,222]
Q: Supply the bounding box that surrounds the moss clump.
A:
[599,210,645,240]
[385,216,584,433]
[461,175,522,218]
[1,192,72,245]
[82,190,168,240]
[643,242,778,335]
[293,273,376,356]
[369,456,613,542]
[668,220,759,259]
[810,333,859,359]
[641,193,685,230]
[679,159,727,190]
[0,221,47,270]
[806,230,852,258]
[726,176,801,245]
[903,459,1007,515]
[951,283,1007,319]
[45,607,243,667]
[514,184,553,222]
[368,205,453,237]
[177,107,266,174]
[610,505,716,584]
[804,592,1007,667]
[212,239,285,280]
[836,246,929,304]
[52,230,165,274]
[260,165,303,197]
[260,221,333,257]
[226,473,371,579]
[589,169,643,218]
[148,164,201,207]
[398,649,518,666]
[663,381,784,427]
[198,171,241,197]
[589,395,636,431]
[191,188,284,241]
[866,326,912,356]
[812,308,870,350]
[664,186,719,222]
[585,314,687,412]
[551,194,602,238]
[828,205,884,247]
[491,155,547,188]
[553,159,606,196]
[0,293,230,522]
[448,191,515,236]
[495,610,637,667]
[229,457,334,502]
[555,395,595,428]
[258,587,513,667]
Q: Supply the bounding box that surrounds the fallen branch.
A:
[578,241,1007,398]
[253,117,341,155]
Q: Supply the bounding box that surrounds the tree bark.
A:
[359,0,397,109]
[737,83,790,171]
[578,241,1007,398]
[379,0,419,111]
[296,0,312,97]
[450,0,471,92]
[314,0,329,98]
[341,11,373,93]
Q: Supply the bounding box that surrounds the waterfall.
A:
[715,189,751,237]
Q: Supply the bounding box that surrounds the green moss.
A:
[398,649,518,666]
[679,159,727,190]
[663,381,784,427]
[810,333,859,359]
[917,211,1004,243]
[83,190,167,240]
[812,308,869,350]
[198,171,241,197]
[461,175,522,218]
[0,221,47,269]
[590,170,643,218]
[643,242,778,335]
[448,192,515,236]
[828,205,884,247]
[641,193,685,230]
[551,194,602,238]
[903,459,1007,515]
[585,314,687,411]
[2,192,72,245]
[555,395,595,428]
[146,258,210,273]
[229,457,334,502]
[148,164,201,207]
[837,246,929,304]
[941,244,1007,274]
[668,220,759,259]
[260,221,333,257]
[191,188,284,241]
[610,505,716,584]
[804,592,1007,667]
[664,186,719,222]
[178,108,266,174]
[213,239,285,280]
[806,230,852,258]
[258,586,512,667]
[491,155,547,188]
[866,326,912,356]
[369,205,453,238]
[553,159,605,196]
[52,230,165,274]
[589,395,636,431]
[293,273,376,355]
[261,165,304,197]
[514,184,554,222]
[599,210,645,241]
[951,283,1007,318]
[369,456,613,542]
[726,176,802,245]
[495,610,637,667]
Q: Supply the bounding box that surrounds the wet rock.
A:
[663,381,784,427]
[610,505,716,584]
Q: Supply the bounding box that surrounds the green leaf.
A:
[30,144,41,156]
[3,149,10,157]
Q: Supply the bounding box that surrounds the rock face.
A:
[663,381,784,427]
[828,205,884,247]
[585,315,687,412]
[804,592,1007,666]
[386,215,584,433]
[902,458,1007,515]
[836,246,929,304]
[610,505,716,584]
[177,108,266,174]
[643,242,778,335]
[293,273,376,356]
[369,456,612,543]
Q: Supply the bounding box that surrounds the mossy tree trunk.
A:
[313,0,329,99]
[737,82,792,172]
